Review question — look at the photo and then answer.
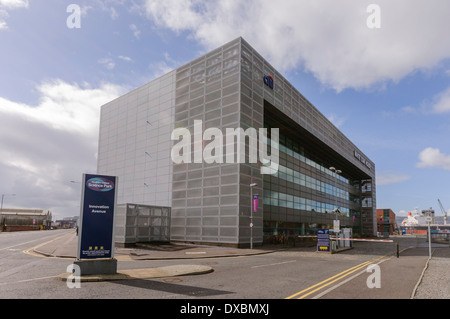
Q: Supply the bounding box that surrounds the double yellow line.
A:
[286,255,388,299]
[23,231,75,259]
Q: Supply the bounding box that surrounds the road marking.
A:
[285,255,388,299]
[251,260,296,269]
[0,275,59,286]
[22,231,75,258]
[116,255,134,261]
[311,256,392,299]
[0,230,73,252]
[330,237,393,243]
[0,235,60,251]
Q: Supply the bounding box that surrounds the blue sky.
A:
[1,0,450,220]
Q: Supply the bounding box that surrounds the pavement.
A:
[31,230,279,282]
[411,241,450,299]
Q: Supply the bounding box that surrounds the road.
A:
[0,230,431,300]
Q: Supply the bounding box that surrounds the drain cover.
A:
[161,277,183,283]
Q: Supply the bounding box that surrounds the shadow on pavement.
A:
[111,278,234,297]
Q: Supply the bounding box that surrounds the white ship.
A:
[401,207,435,226]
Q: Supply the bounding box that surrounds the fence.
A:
[115,204,171,246]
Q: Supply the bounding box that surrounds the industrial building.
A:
[0,208,52,232]
[97,37,376,247]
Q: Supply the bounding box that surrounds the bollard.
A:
[396,242,399,258]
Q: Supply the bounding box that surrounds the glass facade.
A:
[262,109,363,239]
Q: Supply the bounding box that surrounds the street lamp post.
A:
[250,183,257,249]
[0,193,16,227]
[426,216,432,259]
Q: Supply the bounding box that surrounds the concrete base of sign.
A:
[73,258,117,276]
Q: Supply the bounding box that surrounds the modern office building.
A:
[97,37,376,247]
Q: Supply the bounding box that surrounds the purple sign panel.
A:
[253,195,259,212]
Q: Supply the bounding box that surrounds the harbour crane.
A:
[438,199,448,225]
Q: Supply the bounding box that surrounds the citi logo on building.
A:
[263,75,274,89]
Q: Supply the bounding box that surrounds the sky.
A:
[1,0,450,221]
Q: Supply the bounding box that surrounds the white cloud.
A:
[87,0,125,20]
[0,0,28,9]
[148,52,180,80]
[400,106,417,114]
[376,172,410,186]
[98,57,116,70]
[327,114,346,129]
[0,79,122,135]
[0,79,125,218]
[417,147,450,171]
[0,0,28,30]
[397,210,409,217]
[130,24,141,39]
[143,0,450,92]
[0,11,7,30]
[387,85,450,115]
[431,86,450,113]
[109,6,118,20]
[118,55,133,63]
[99,55,134,69]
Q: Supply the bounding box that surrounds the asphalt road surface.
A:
[0,229,433,300]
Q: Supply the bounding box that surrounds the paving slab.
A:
[59,264,213,282]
